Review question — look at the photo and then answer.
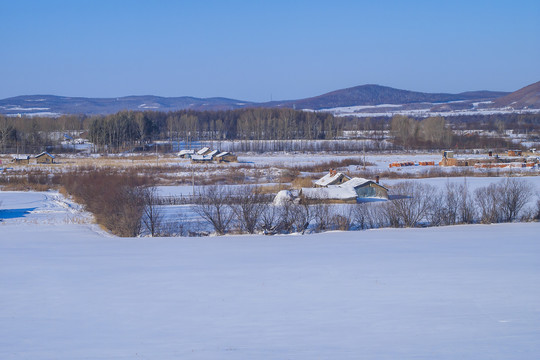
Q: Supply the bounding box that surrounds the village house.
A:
[300,176,388,203]
[35,152,55,164]
[11,155,30,165]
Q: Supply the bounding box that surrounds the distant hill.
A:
[0,84,520,116]
[262,85,508,110]
[492,81,540,109]
[0,95,251,116]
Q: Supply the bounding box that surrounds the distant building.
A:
[35,152,55,164]
[215,151,238,163]
[12,155,30,165]
[178,149,195,158]
[300,177,388,203]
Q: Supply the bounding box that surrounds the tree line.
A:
[0,110,538,153]
[144,178,538,237]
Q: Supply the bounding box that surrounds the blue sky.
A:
[1,0,539,101]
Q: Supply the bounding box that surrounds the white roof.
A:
[178,149,195,156]
[314,172,350,187]
[35,151,55,159]
[341,177,371,188]
[301,186,357,200]
[197,147,210,155]
[215,151,230,158]
[341,177,388,191]
[207,150,219,157]
[14,155,30,160]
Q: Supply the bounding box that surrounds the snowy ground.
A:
[1,191,540,359]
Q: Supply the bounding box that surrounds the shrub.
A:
[58,169,150,236]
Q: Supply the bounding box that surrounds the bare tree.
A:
[499,178,533,222]
[474,178,533,224]
[231,186,267,234]
[331,206,354,231]
[141,187,164,237]
[276,199,296,234]
[260,203,280,235]
[313,202,333,232]
[290,202,313,234]
[458,180,476,224]
[475,184,503,224]
[383,182,437,227]
[193,186,234,235]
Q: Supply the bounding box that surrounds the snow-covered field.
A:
[1,191,540,359]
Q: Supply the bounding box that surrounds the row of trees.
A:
[390,116,453,148]
[1,111,538,153]
[141,178,537,237]
[87,109,342,151]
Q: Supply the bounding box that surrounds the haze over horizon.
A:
[1,0,539,102]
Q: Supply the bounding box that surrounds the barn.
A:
[35,152,55,164]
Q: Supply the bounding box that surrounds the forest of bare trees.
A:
[0,110,538,153]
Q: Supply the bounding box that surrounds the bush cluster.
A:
[58,169,151,236]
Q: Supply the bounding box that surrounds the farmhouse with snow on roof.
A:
[300,171,389,203]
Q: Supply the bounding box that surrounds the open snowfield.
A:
[1,191,540,359]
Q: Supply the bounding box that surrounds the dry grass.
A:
[291,177,314,189]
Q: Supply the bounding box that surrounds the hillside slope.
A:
[263,85,507,110]
[492,80,540,109]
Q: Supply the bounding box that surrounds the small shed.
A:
[508,149,522,157]
[178,149,195,158]
[12,155,30,165]
[35,152,55,164]
[314,170,351,187]
[215,151,238,163]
